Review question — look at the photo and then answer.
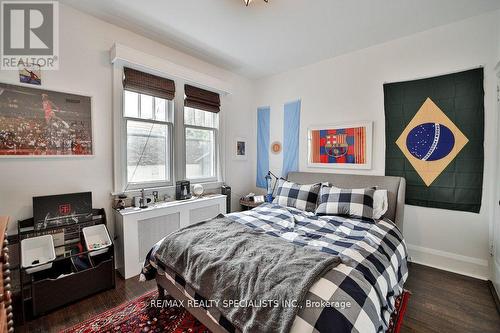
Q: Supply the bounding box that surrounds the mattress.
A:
[143,203,408,333]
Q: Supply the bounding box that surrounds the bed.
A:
[142,172,408,333]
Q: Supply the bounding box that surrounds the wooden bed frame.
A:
[156,171,407,332]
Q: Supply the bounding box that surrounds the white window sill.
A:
[111,180,224,196]
[115,193,226,216]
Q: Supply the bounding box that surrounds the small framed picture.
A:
[19,63,42,85]
[234,137,247,160]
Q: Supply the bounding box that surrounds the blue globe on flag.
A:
[396,98,468,186]
[405,123,455,161]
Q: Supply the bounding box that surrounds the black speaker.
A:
[221,185,231,213]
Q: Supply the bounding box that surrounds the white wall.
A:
[1,3,498,281]
[0,4,255,235]
[491,10,500,298]
[498,11,500,60]
[253,11,500,279]
[492,69,500,295]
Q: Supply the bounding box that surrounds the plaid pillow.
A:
[329,185,387,220]
[315,186,375,222]
[273,180,321,212]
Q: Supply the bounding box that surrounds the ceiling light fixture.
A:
[244,0,268,6]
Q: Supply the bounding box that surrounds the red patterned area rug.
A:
[387,290,411,333]
[61,289,410,333]
[60,290,209,333]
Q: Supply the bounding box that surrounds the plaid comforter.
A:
[142,203,408,333]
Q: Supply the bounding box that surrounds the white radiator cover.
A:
[190,205,222,224]
[114,195,227,279]
[138,213,180,260]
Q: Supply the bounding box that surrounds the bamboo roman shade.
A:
[123,67,175,100]
[184,84,220,113]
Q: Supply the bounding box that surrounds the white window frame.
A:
[183,112,219,183]
[111,55,228,194]
[123,90,174,190]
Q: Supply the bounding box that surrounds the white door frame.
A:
[492,61,500,298]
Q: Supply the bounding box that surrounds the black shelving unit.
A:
[19,208,115,321]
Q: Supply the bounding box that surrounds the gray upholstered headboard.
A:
[287,172,406,231]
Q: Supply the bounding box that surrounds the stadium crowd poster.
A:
[307,121,372,169]
[0,82,93,156]
[384,68,484,213]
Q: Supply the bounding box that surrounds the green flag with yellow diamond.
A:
[384,68,484,213]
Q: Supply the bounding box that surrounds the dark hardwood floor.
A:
[15,263,500,333]
[15,275,157,333]
[402,263,500,333]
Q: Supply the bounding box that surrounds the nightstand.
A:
[239,198,264,211]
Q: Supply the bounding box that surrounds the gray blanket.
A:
[155,216,340,333]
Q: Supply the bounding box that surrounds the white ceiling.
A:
[61,0,500,78]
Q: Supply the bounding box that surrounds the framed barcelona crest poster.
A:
[307,121,372,169]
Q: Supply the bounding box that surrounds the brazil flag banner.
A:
[384,68,484,213]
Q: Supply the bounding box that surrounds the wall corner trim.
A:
[109,42,232,95]
[407,244,490,280]
[495,60,500,74]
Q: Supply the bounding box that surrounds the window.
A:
[184,107,218,181]
[117,68,224,192]
[124,90,173,188]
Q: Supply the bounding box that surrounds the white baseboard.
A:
[492,260,500,299]
[407,244,489,280]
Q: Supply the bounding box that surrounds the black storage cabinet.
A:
[19,209,116,319]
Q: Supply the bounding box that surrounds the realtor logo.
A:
[1,1,59,70]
